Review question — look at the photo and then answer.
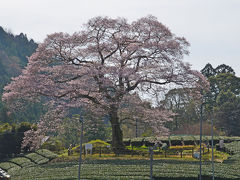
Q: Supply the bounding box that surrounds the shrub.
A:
[72,139,111,154]
[87,139,111,148]
[169,145,194,151]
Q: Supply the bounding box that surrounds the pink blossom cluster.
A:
[2,16,208,149]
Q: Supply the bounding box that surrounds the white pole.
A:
[149,147,153,180]
[211,117,215,180]
[199,94,204,180]
[78,116,84,180]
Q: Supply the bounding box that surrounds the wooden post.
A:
[165,149,167,158]
[99,147,102,157]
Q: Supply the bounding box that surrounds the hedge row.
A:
[0,162,21,175]
[153,176,237,180]
[3,142,240,179]
[9,157,240,180]
[35,149,58,160]
[0,149,57,175]
[123,136,240,147]
[25,153,49,165]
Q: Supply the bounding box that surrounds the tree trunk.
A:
[109,106,125,153]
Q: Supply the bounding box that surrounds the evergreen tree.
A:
[215,90,240,136]
[201,63,240,135]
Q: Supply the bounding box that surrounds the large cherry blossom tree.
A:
[3,16,207,151]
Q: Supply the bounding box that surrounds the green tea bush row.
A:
[9,157,35,168]
[5,143,240,180]
[0,149,57,176]
[10,158,240,180]
[25,152,49,164]
[224,141,240,154]
[0,162,20,172]
[36,149,58,160]
[127,135,240,147]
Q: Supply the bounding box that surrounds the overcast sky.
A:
[1,0,239,75]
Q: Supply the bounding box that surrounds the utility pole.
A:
[136,118,138,138]
[211,116,215,180]
[149,147,153,180]
[199,93,204,180]
[199,103,203,180]
[78,116,84,180]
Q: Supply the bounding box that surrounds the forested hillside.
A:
[0,26,37,91]
[0,26,43,123]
